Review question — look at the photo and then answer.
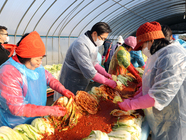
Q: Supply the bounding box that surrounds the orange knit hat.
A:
[16,31,45,58]
[134,21,165,51]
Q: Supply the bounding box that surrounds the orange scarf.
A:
[3,31,45,58]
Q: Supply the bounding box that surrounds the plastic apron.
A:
[54,34,98,100]
[0,57,47,128]
[142,42,186,140]
[108,46,130,76]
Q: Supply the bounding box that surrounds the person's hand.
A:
[48,76,75,99]
[129,88,142,100]
[93,73,116,89]
[49,106,67,117]
[21,104,67,117]
[118,99,130,111]
[133,86,142,97]
[62,89,75,99]
[137,81,142,88]
[105,79,117,89]
[127,64,142,83]
[136,77,142,84]
[94,64,112,79]
[106,73,112,79]
[118,94,155,111]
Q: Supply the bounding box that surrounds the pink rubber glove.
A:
[118,94,155,111]
[49,77,75,99]
[94,63,112,79]
[9,104,67,117]
[132,90,143,99]
[129,86,142,99]
[133,86,142,98]
[92,73,116,89]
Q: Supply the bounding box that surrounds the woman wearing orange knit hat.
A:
[118,21,186,139]
[0,31,74,128]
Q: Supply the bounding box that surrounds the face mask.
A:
[94,36,104,47]
[4,36,9,44]
[0,36,9,44]
[142,42,151,58]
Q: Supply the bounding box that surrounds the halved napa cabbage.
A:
[44,64,62,79]
[136,68,144,77]
[13,124,43,140]
[110,115,143,140]
[31,117,54,135]
[114,116,136,127]
[90,86,102,98]
[108,129,131,140]
[0,126,23,140]
[115,80,124,91]
[110,109,135,116]
[82,130,110,140]
[112,75,118,82]
[113,125,139,140]
[113,96,122,104]
[117,75,135,86]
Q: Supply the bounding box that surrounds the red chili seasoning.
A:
[42,99,119,140]
[42,82,137,140]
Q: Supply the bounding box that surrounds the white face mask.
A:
[0,36,9,43]
[142,42,151,58]
[94,36,104,47]
[4,36,9,43]
[6,36,9,42]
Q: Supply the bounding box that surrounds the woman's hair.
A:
[150,38,170,55]
[161,25,172,41]
[90,22,112,36]
[17,33,29,46]
[16,33,30,64]
[122,43,131,50]
[16,55,31,64]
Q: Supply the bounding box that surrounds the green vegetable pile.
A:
[117,74,135,86]
[0,118,55,140]
[135,67,144,77]
[44,64,62,79]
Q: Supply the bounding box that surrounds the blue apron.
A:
[0,57,47,128]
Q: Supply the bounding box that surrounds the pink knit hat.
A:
[124,36,137,49]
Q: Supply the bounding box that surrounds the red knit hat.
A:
[134,21,165,51]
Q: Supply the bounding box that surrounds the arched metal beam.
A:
[14,0,36,43]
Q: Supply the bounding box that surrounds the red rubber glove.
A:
[9,104,67,117]
[130,63,140,74]
[49,77,75,99]
[118,94,155,111]
[127,63,142,83]
[62,89,75,99]
[92,73,116,89]
[94,63,112,79]
[137,81,142,88]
